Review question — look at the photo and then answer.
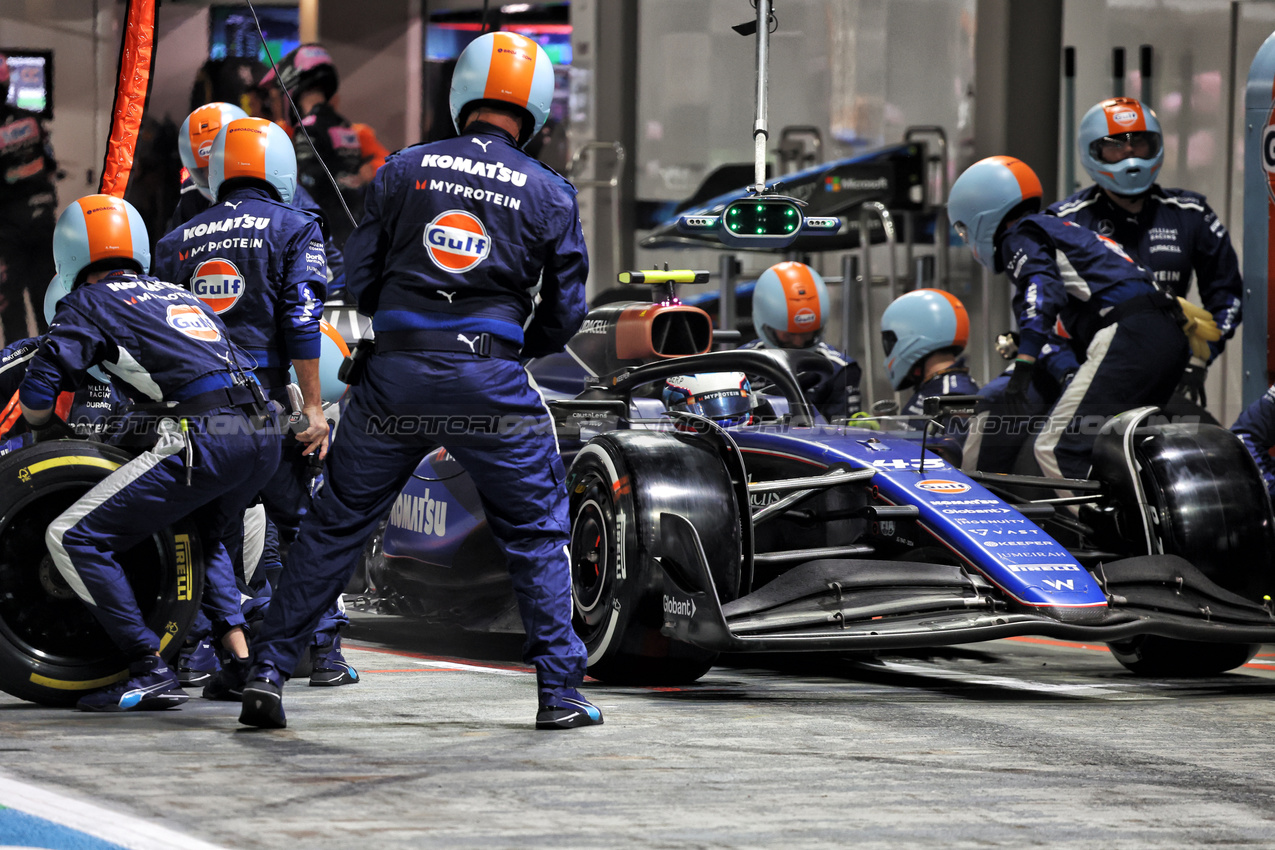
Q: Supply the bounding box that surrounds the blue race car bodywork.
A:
[365,298,1275,684]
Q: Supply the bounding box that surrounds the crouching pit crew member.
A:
[20,195,280,711]
[879,288,978,439]
[153,117,356,696]
[947,155,1193,486]
[240,32,603,731]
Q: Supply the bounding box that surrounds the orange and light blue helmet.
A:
[880,289,970,390]
[947,156,1043,272]
[663,372,754,427]
[52,195,151,290]
[208,117,297,204]
[1077,96,1163,197]
[751,261,830,349]
[179,102,249,201]
[449,31,555,148]
[289,320,351,405]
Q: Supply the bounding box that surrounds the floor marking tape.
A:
[0,771,226,850]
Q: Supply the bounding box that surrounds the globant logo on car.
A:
[424,210,491,273]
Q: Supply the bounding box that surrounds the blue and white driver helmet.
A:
[947,156,1043,272]
[880,289,970,391]
[449,31,555,148]
[663,372,754,426]
[208,117,297,204]
[1077,96,1163,197]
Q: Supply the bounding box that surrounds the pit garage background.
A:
[0,0,1265,424]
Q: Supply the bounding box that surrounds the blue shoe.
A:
[202,655,248,702]
[536,687,603,730]
[239,665,287,729]
[309,634,359,687]
[176,637,220,688]
[77,656,189,712]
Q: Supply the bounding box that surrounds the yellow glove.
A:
[847,411,881,431]
[1177,297,1221,361]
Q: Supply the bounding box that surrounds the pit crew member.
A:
[1231,386,1275,500]
[879,288,979,437]
[947,155,1191,484]
[20,194,279,711]
[0,53,59,344]
[742,261,861,421]
[168,102,346,299]
[240,32,602,731]
[1049,97,1240,411]
[153,117,356,693]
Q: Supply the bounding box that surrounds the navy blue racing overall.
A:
[20,271,280,659]
[999,215,1189,482]
[153,186,347,638]
[250,121,590,694]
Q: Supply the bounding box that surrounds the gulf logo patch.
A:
[916,479,970,495]
[166,304,222,342]
[424,210,492,273]
[793,307,818,328]
[190,258,245,313]
[1111,109,1139,126]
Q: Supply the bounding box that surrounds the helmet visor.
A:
[1089,131,1162,164]
[881,330,898,357]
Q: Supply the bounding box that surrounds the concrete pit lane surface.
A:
[1,612,1274,849]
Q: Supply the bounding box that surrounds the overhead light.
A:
[502,4,532,12]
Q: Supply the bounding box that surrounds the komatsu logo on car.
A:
[916,479,970,495]
[190,258,244,313]
[424,210,491,273]
[933,498,998,505]
[663,595,697,618]
[390,490,448,537]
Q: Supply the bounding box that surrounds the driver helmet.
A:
[449,31,555,148]
[53,195,150,291]
[880,289,970,391]
[179,102,249,201]
[663,372,754,426]
[947,155,1043,272]
[1078,96,1163,197]
[257,44,339,102]
[752,261,829,349]
[208,117,297,204]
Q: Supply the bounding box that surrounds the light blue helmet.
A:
[947,156,1043,272]
[43,275,110,383]
[751,261,829,349]
[208,117,297,204]
[1078,97,1163,197]
[449,31,555,148]
[289,320,351,405]
[880,289,970,390]
[179,102,249,201]
[53,195,151,291]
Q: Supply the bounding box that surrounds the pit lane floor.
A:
[2,611,1274,849]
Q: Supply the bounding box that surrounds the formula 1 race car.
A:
[361,279,1275,685]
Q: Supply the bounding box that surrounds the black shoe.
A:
[309,635,359,687]
[202,655,249,702]
[238,667,287,729]
[536,687,604,730]
[77,656,188,712]
[176,637,219,688]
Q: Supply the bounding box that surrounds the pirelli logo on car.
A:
[175,534,193,601]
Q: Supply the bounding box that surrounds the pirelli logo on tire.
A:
[175,534,193,601]
[16,456,122,483]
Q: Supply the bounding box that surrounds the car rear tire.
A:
[0,441,205,706]
[568,431,743,686]
[1108,636,1260,677]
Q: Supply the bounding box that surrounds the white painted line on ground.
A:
[0,771,227,850]
[409,659,527,676]
[876,660,1170,701]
